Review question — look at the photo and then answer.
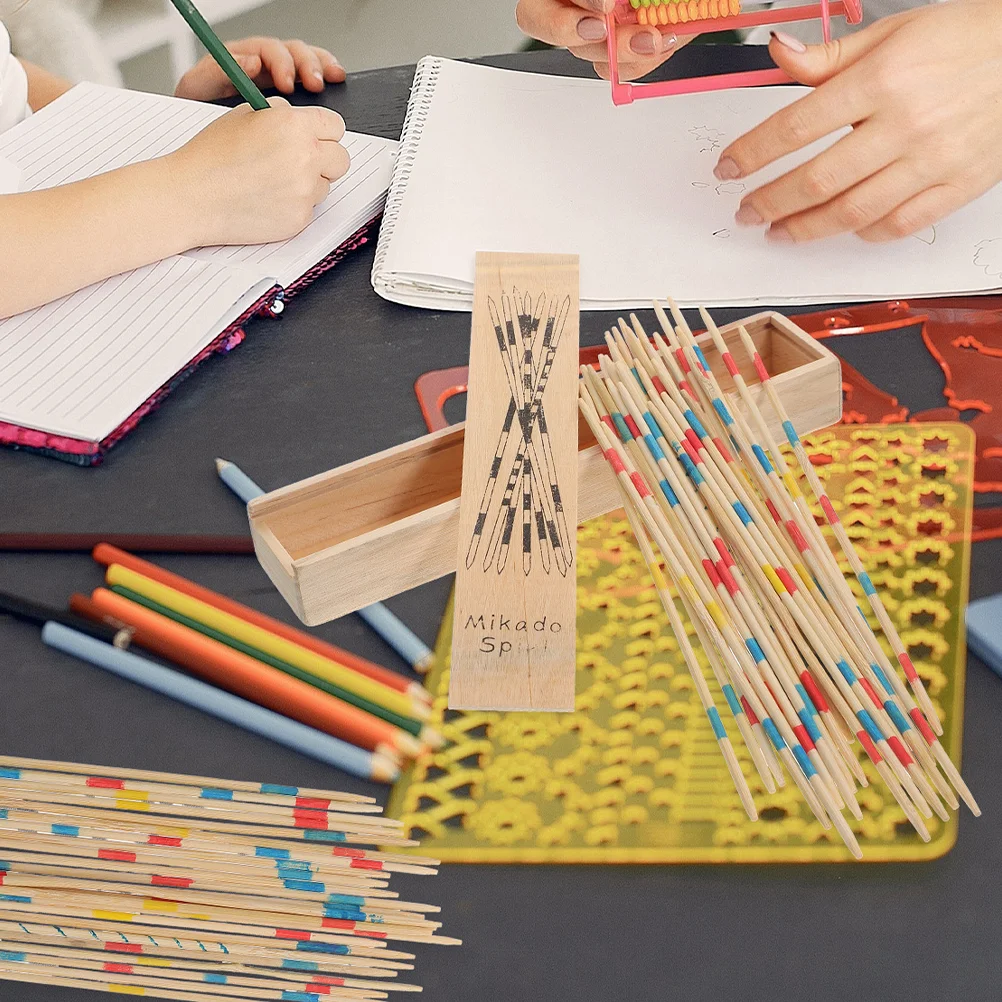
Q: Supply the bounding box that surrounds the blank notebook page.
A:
[372,58,1002,310]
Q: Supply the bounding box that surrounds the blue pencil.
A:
[41,622,399,783]
[216,458,435,673]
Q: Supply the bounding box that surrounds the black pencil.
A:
[0,591,132,648]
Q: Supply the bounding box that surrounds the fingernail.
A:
[767,225,794,243]
[577,16,607,42]
[770,30,807,53]
[663,33,678,50]
[312,70,324,83]
[735,204,764,227]
[630,31,657,55]
[714,157,741,181]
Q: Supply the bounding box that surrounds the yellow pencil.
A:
[104,565,427,723]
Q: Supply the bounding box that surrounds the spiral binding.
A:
[370,56,443,297]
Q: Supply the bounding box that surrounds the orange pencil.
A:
[73,590,421,761]
[91,544,431,706]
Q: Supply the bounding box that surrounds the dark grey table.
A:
[2,46,1001,1002]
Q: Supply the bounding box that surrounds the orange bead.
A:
[709,0,719,16]
[637,7,647,24]
[698,0,709,18]
[659,5,670,23]
[678,3,688,22]
[730,0,741,13]
[668,4,679,23]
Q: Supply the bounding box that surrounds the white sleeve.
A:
[0,22,31,135]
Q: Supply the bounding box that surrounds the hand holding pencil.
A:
[163,0,351,247]
[170,101,351,246]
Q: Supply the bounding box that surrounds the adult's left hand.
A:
[716,0,1002,243]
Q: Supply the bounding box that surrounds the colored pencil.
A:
[0,589,130,647]
[107,583,442,747]
[92,544,431,704]
[74,590,422,761]
[167,0,268,110]
[39,622,399,784]
[216,459,436,675]
[0,534,254,553]
[104,564,428,724]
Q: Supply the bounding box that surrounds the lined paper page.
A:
[0,83,397,287]
[0,259,272,442]
[0,84,221,189]
[0,83,396,445]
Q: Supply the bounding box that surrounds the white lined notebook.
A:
[371,57,1002,311]
[0,83,397,454]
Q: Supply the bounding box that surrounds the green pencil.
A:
[169,0,269,110]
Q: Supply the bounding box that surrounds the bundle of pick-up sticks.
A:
[0,757,457,1000]
[577,300,979,859]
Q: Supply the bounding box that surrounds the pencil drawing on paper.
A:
[689,125,725,153]
[973,238,1002,278]
[465,289,573,579]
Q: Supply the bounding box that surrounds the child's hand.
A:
[175,37,346,101]
[514,0,692,81]
[721,0,1002,243]
[169,98,350,246]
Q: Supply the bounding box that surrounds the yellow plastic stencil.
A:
[387,424,974,862]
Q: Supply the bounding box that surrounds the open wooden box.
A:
[249,312,842,626]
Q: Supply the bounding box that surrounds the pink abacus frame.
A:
[606,0,863,104]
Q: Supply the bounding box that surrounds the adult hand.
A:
[515,0,693,80]
[175,37,345,101]
[718,0,1002,243]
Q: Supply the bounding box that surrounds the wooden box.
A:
[249,312,842,626]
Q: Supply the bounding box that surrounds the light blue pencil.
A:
[216,458,435,673]
[41,622,400,783]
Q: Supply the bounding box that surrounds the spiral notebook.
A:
[371,57,1002,312]
[0,83,397,465]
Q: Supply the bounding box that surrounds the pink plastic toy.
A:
[606,0,863,104]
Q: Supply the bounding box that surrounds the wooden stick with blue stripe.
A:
[618,484,757,820]
[608,363,862,816]
[700,316,965,813]
[582,365,780,794]
[641,316,945,828]
[578,392,863,855]
[667,309,956,821]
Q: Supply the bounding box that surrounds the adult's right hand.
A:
[515,0,691,80]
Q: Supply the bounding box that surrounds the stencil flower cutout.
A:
[468,797,543,845]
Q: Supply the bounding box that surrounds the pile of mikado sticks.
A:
[577,300,979,859]
[0,757,458,1000]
